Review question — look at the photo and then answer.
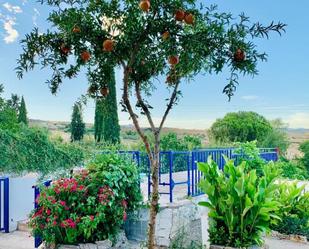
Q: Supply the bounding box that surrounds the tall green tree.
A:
[94,99,104,142]
[93,67,120,144]
[209,111,273,145]
[18,96,28,125]
[7,94,20,113]
[70,103,85,142]
[17,1,285,247]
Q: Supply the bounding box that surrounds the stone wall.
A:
[125,196,209,248]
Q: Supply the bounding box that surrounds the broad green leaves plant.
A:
[272,181,309,239]
[198,158,280,247]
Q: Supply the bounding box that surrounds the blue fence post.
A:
[187,153,191,196]
[3,177,9,233]
[191,151,195,196]
[169,151,173,203]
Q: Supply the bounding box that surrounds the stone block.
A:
[96,240,112,249]
[58,245,80,249]
[78,243,97,249]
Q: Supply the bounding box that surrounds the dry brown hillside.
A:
[29,119,308,157]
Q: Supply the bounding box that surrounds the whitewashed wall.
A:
[8,174,38,231]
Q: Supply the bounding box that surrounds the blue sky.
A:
[0,0,308,129]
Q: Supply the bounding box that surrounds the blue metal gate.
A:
[0,177,9,233]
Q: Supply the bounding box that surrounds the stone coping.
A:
[270,231,308,244]
[209,244,268,249]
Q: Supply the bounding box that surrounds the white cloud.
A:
[286,112,309,129]
[241,95,259,101]
[3,18,19,43]
[2,3,22,14]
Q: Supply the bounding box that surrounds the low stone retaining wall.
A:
[209,245,268,249]
[271,231,308,243]
[55,231,129,249]
[125,196,209,248]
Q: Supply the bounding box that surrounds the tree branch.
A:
[135,81,157,134]
[158,81,180,134]
[122,64,153,161]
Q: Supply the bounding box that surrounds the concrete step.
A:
[17,220,30,233]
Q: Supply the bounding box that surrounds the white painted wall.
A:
[8,174,38,231]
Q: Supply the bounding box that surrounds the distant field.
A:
[29,119,309,158]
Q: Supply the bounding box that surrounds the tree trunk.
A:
[147,139,160,249]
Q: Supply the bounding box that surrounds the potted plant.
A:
[198,158,280,249]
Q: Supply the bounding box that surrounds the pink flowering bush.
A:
[29,153,142,245]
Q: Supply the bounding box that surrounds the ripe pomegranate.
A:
[162,31,170,41]
[80,51,91,62]
[139,0,150,12]
[72,26,81,33]
[60,44,70,55]
[184,13,194,25]
[234,49,246,62]
[100,86,109,97]
[175,10,185,21]
[103,39,114,52]
[168,55,179,65]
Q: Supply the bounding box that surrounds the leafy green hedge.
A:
[0,126,84,176]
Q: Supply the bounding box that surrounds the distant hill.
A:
[286,128,309,133]
[29,119,308,157]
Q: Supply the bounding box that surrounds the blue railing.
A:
[33,180,52,248]
[0,177,9,233]
[115,148,278,200]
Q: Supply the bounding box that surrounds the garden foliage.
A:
[198,158,280,247]
[0,126,83,176]
[234,141,267,176]
[300,140,309,174]
[29,153,142,245]
[0,85,84,176]
[272,182,309,239]
[275,157,308,180]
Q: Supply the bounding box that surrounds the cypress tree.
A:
[94,99,104,142]
[71,103,85,142]
[94,68,120,144]
[18,96,28,125]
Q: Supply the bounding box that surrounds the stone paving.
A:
[0,231,308,249]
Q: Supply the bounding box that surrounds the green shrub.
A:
[300,140,309,173]
[209,112,272,145]
[259,119,290,153]
[198,158,280,247]
[272,182,309,239]
[29,153,142,245]
[0,125,84,176]
[234,141,267,176]
[275,158,308,180]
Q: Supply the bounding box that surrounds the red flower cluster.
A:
[59,200,69,210]
[98,186,114,205]
[75,169,89,180]
[60,218,76,229]
[53,178,85,194]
